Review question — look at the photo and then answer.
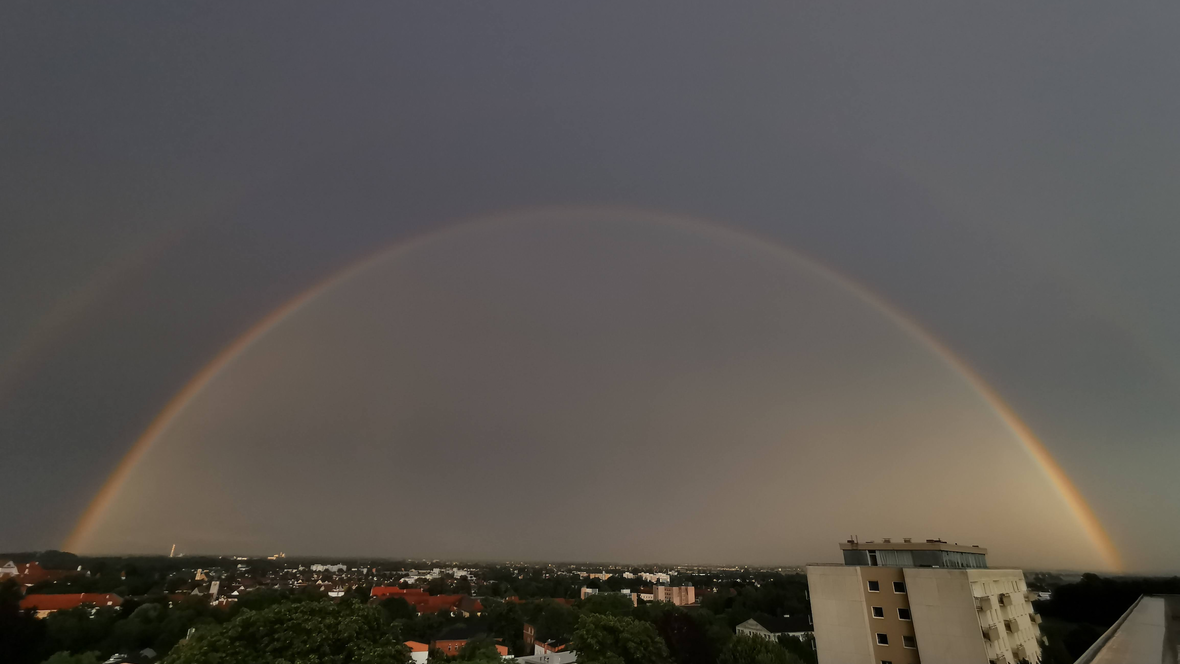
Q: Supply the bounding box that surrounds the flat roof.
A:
[1076,595,1180,664]
[840,540,987,555]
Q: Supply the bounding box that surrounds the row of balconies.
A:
[975,592,1042,614]
[981,628,1034,664]
[981,614,1041,642]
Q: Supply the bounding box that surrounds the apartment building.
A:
[653,584,695,606]
[807,539,1044,664]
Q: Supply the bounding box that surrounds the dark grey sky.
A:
[2,3,1179,571]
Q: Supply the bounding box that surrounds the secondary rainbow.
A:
[64,206,1123,571]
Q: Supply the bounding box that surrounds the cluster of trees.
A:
[4,580,813,664]
[163,595,808,664]
[2,578,236,664]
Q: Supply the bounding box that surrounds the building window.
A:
[903,635,917,649]
[882,661,893,664]
[893,581,907,594]
[876,633,889,646]
[872,606,885,618]
[868,580,880,592]
[897,608,911,621]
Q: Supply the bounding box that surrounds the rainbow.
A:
[64,206,1123,570]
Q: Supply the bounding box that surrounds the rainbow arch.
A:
[64,206,1122,571]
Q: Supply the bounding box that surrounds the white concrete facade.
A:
[806,566,877,664]
[808,565,1043,664]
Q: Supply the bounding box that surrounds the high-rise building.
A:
[807,539,1044,664]
[653,585,695,606]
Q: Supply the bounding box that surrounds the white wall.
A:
[806,566,876,664]
[904,568,990,664]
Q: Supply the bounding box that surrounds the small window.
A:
[903,635,916,649]
[876,633,889,646]
[897,608,911,621]
[882,661,893,664]
[868,580,880,592]
[893,581,907,594]
[872,606,885,618]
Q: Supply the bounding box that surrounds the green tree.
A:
[454,639,503,663]
[525,600,577,643]
[1,578,45,664]
[776,636,815,664]
[161,600,408,664]
[41,653,102,664]
[573,614,670,664]
[579,593,636,618]
[719,634,802,664]
[481,598,525,654]
[379,597,417,622]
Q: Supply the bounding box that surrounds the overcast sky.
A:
[3,3,1179,572]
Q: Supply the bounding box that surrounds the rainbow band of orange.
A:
[64,206,1122,571]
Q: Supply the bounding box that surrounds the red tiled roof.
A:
[372,586,428,598]
[20,593,122,611]
[14,562,77,585]
[405,641,429,652]
[410,595,465,613]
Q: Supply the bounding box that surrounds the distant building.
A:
[9,561,80,587]
[430,623,501,657]
[0,559,18,577]
[807,539,1043,664]
[581,587,638,606]
[371,586,427,600]
[534,639,571,655]
[405,641,429,663]
[372,589,482,616]
[524,623,536,649]
[20,593,123,618]
[518,651,578,664]
[311,564,348,573]
[1073,594,1179,664]
[653,585,695,606]
[736,615,813,641]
